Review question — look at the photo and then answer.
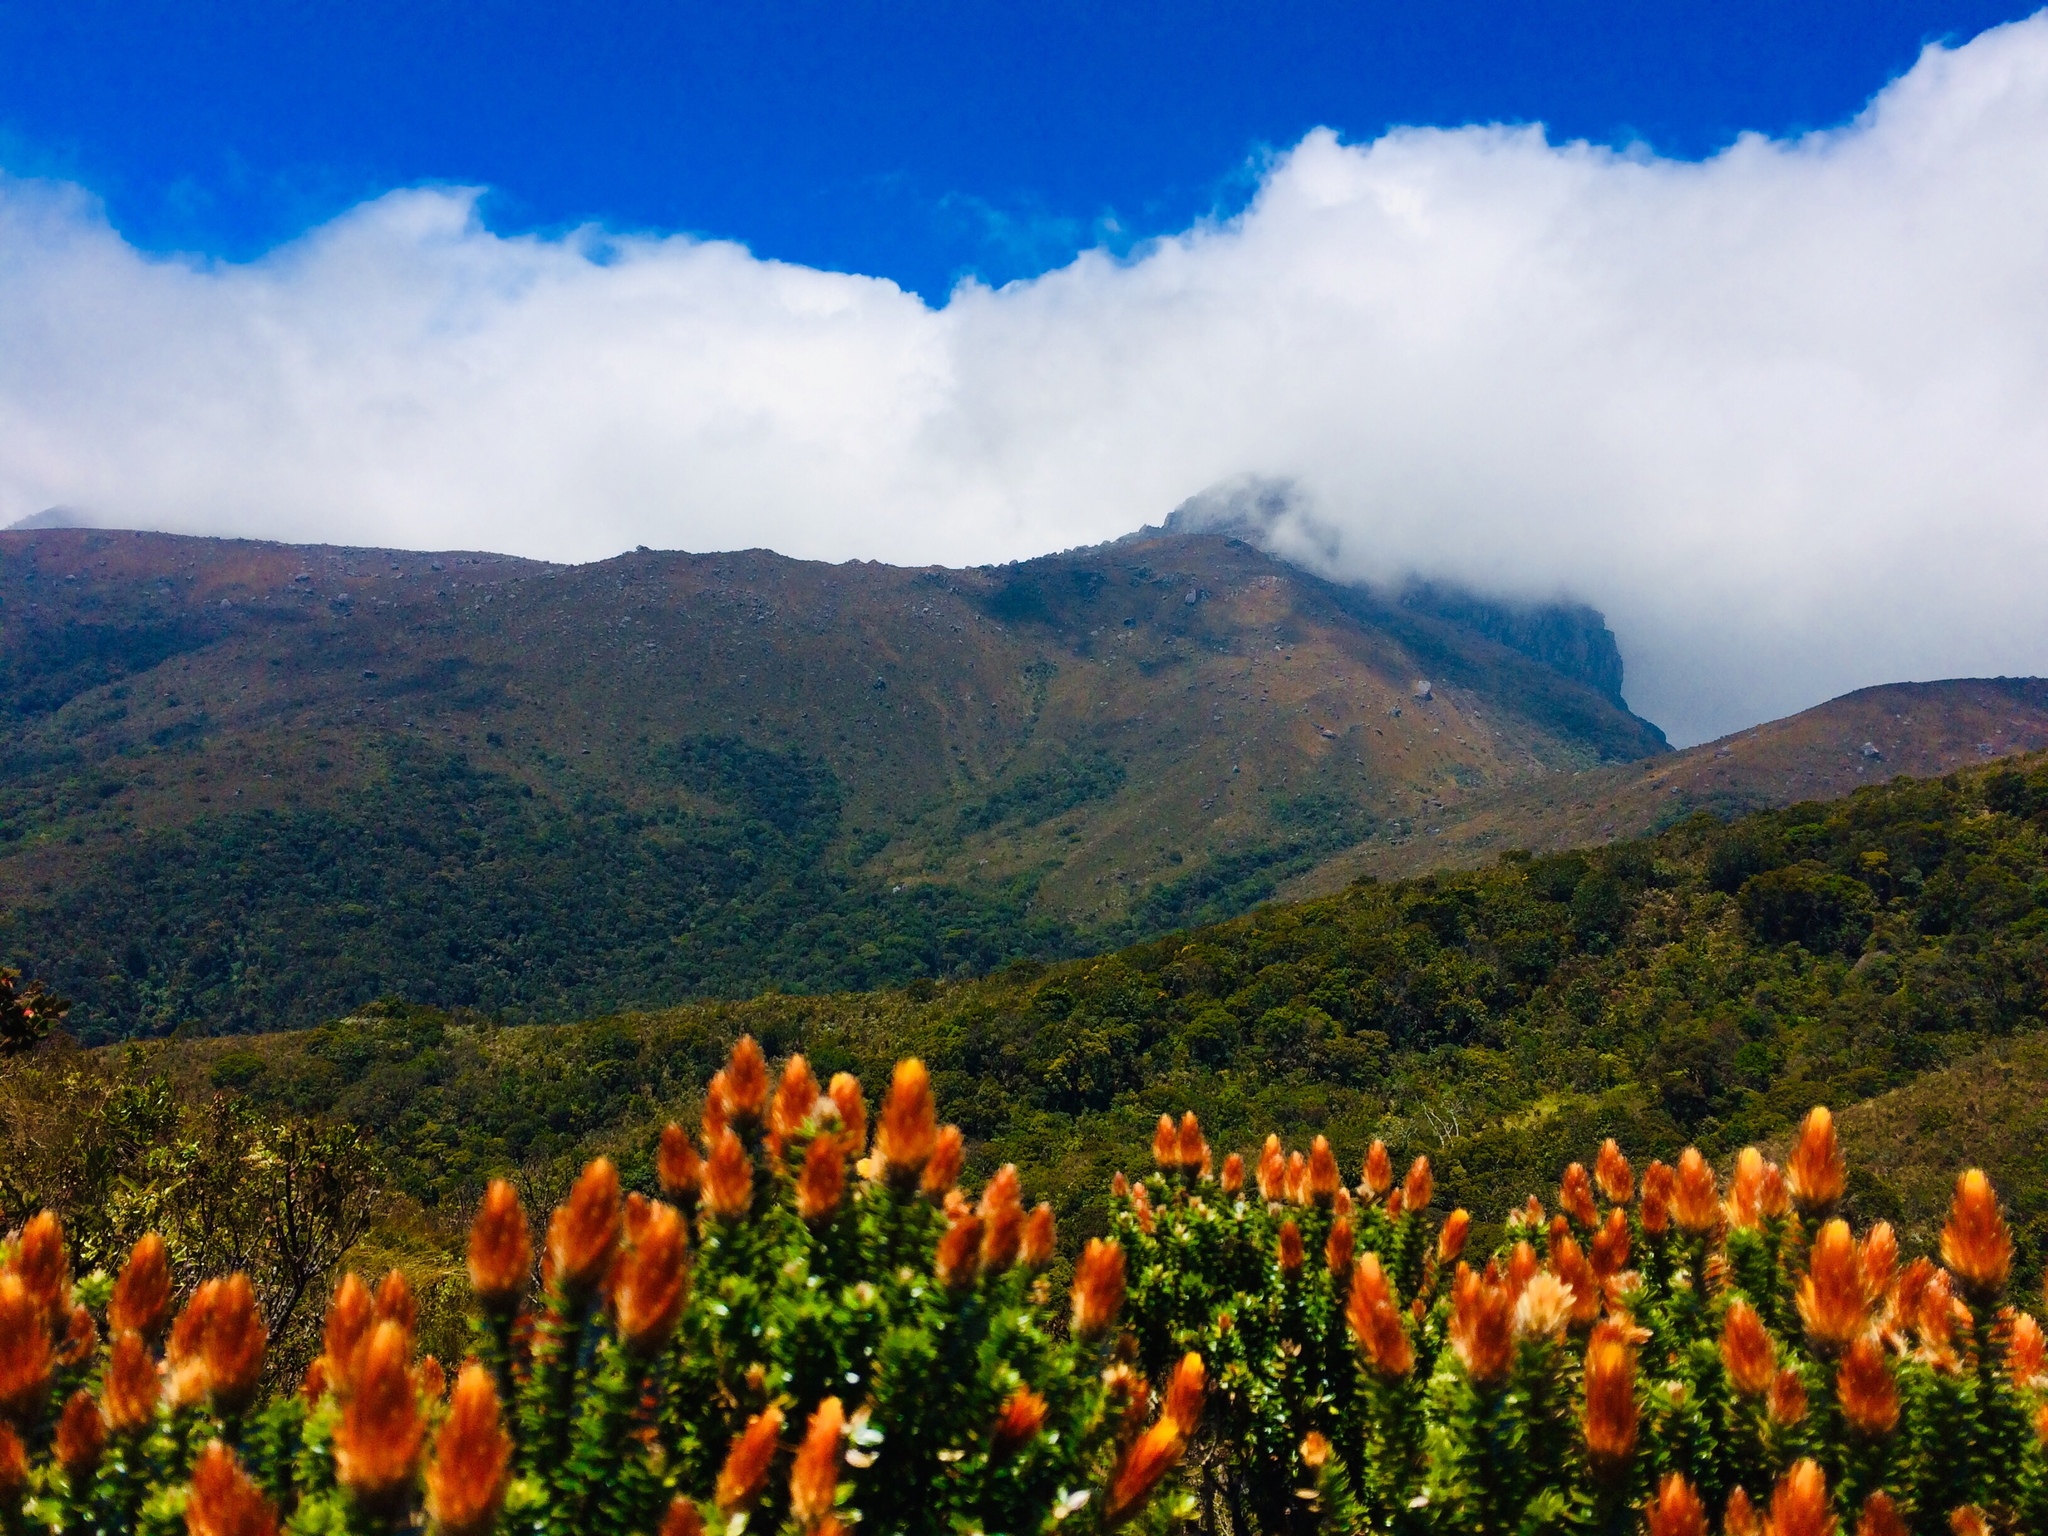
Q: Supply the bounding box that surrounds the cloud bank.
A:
[7,17,2048,744]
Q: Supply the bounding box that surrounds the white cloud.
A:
[6,16,2048,744]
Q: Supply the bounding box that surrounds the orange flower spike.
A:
[1946,1508,1990,1536]
[991,1387,1048,1456]
[0,1425,23,1504]
[1256,1135,1285,1201]
[58,1303,96,1369]
[548,1157,622,1296]
[1162,1352,1205,1436]
[1591,1208,1630,1280]
[1787,1107,1846,1216]
[1768,1460,1837,1536]
[923,1124,965,1199]
[2007,1311,2046,1386]
[1647,1474,1705,1536]
[202,1273,267,1415]
[1277,1220,1305,1276]
[1559,1163,1598,1229]
[1672,1148,1719,1234]
[1127,1180,1155,1235]
[1071,1238,1127,1339]
[333,1320,426,1509]
[1300,1430,1331,1469]
[56,1389,105,1479]
[1020,1203,1056,1270]
[1837,1334,1899,1437]
[1552,1235,1600,1326]
[1439,1208,1472,1264]
[935,1210,984,1292]
[110,1232,173,1341]
[797,1132,847,1223]
[1760,1161,1791,1218]
[1325,1216,1355,1276]
[1219,1153,1245,1196]
[373,1270,417,1336]
[978,1165,1024,1274]
[1109,1172,1128,1199]
[1104,1420,1184,1526]
[1348,1255,1415,1378]
[425,1363,512,1536]
[1724,1487,1761,1536]
[1284,1151,1308,1206]
[1769,1367,1809,1425]
[418,1356,445,1402]
[723,1036,769,1125]
[699,1128,752,1221]
[0,1271,55,1424]
[323,1272,374,1395]
[468,1180,533,1312]
[1641,1161,1673,1235]
[13,1211,69,1317]
[185,1440,278,1536]
[615,1200,690,1354]
[1940,1168,2012,1302]
[1860,1223,1899,1302]
[1176,1112,1206,1174]
[103,1329,160,1433]
[1508,1241,1540,1297]
[1151,1114,1181,1171]
[1361,1139,1393,1198]
[1449,1263,1514,1384]
[1798,1219,1871,1351]
[771,1054,822,1141]
[657,1124,702,1201]
[702,1073,732,1143]
[1582,1319,1639,1466]
[714,1405,785,1515]
[1721,1300,1777,1397]
[1403,1156,1433,1214]
[1588,1142,1630,1209]
[1308,1137,1341,1203]
[661,1498,709,1536]
[1855,1492,1908,1536]
[875,1059,939,1187]
[789,1396,846,1528]
[1728,1148,1768,1229]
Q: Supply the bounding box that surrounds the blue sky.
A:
[0,1,2033,298]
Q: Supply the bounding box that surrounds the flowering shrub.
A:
[1113,1106,2048,1534]
[0,1039,1196,1536]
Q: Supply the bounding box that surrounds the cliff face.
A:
[1397,581,1629,707]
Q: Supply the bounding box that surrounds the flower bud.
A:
[1176,1112,1207,1175]
[1786,1107,1846,1215]
[614,1200,689,1353]
[56,1389,105,1479]
[1856,1491,1907,1536]
[1582,1318,1638,1467]
[1256,1135,1285,1202]
[426,1363,512,1536]
[1798,1219,1871,1351]
[1723,1487,1760,1536]
[0,1272,52,1427]
[1020,1203,1056,1270]
[468,1180,533,1311]
[1559,1163,1598,1228]
[374,1270,417,1337]
[186,1440,278,1536]
[1071,1238,1126,1339]
[1438,1209,1472,1264]
[334,1320,426,1509]
[1590,1207,1630,1279]
[1720,1299,1776,1397]
[657,1124,702,1203]
[104,1328,160,1433]
[991,1387,1047,1457]
[1647,1474,1705,1536]
[1641,1161,1673,1234]
[14,1212,69,1318]
[1594,1139,1633,1206]
[1219,1153,1244,1196]
[827,1073,866,1154]
[797,1132,847,1222]
[1277,1220,1304,1275]
[323,1272,374,1396]
[548,1158,622,1296]
[789,1396,845,1528]
[1837,1333,1898,1436]
[1672,1149,1719,1234]
[1403,1156,1433,1214]
[715,1406,784,1515]
[935,1210,983,1292]
[1450,1263,1514,1384]
[723,1037,769,1125]
[1151,1114,1181,1171]
[203,1273,267,1415]
[978,1165,1024,1274]
[923,1124,965,1199]
[771,1054,822,1141]
[1104,1420,1184,1526]
[702,1128,753,1221]
[1347,1254,1413,1378]
[110,1233,173,1341]
[1940,1168,2012,1302]
[1769,1367,1808,1425]
[875,1059,938,1187]
[1767,1460,1832,1536]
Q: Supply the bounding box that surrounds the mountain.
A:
[1,525,1666,1038]
[1288,675,2048,893]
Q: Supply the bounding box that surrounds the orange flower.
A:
[1595,1139,1634,1206]
[1176,1112,1207,1175]
[1403,1156,1433,1214]
[657,1124,702,1201]
[333,1320,426,1509]
[1284,1151,1308,1206]
[723,1036,770,1125]
[468,1180,532,1311]
[1362,1139,1393,1198]
[185,1440,278,1536]
[1728,1148,1768,1229]
[1672,1149,1719,1234]
[1799,1219,1871,1351]
[58,1303,95,1368]
[1768,1460,1836,1536]
[1551,1234,1600,1326]
[1724,1487,1761,1536]
[1152,1114,1181,1171]
[789,1396,845,1528]
[56,1388,105,1478]
[935,1210,983,1292]
[1635,1168,1671,1241]
[547,1158,622,1295]
[1104,1420,1184,1527]
[1940,1169,2012,1302]
[374,1270,416,1336]
[1308,1137,1341,1203]
[1769,1367,1809,1425]
[1591,1208,1630,1280]
[797,1132,847,1222]
[1946,1508,1989,1536]
[772,1054,823,1141]
[1128,1181,1155,1235]
[103,1328,160,1433]
[1256,1135,1285,1201]
[703,1072,732,1143]
[1325,1216,1354,1276]
[419,1356,445,1402]
[2007,1310,2046,1387]
[0,1271,54,1424]
[1162,1352,1205,1435]
[1721,1300,1777,1397]
[702,1128,753,1221]
[715,1406,785,1515]
[661,1498,708,1536]
[991,1387,1048,1456]
[614,1200,689,1353]
[1072,1238,1126,1339]
[1220,1153,1245,1196]
[875,1059,938,1186]
[1647,1474,1706,1536]
[923,1124,965,1198]
[1787,1108,1846,1216]
[1277,1220,1304,1276]
[1855,1492,1907,1536]
[425,1364,511,1536]
[1836,1333,1898,1436]
[0,1425,23,1503]
[323,1272,375,1396]
[13,1211,69,1317]
[1450,1263,1514,1384]
[1020,1203,1056,1271]
[111,1233,173,1341]
[202,1273,267,1414]
[1516,1271,1575,1340]
[1110,1172,1128,1199]
[1299,1431,1331,1469]
[1860,1223,1899,1302]
[1508,1241,1540,1297]
[1347,1255,1414,1378]
[1439,1209,1472,1264]
[979,1165,1024,1274]
[1559,1163,1598,1229]
[827,1073,866,1154]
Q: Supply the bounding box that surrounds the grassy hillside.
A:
[1,527,1668,1038]
[71,750,2048,1290]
